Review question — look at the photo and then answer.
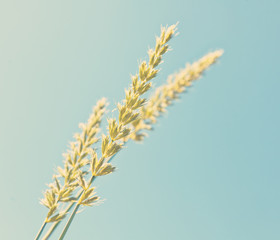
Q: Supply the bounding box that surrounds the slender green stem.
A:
[58,204,80,240]
[42,200,77,240]
[57,176,96,240]
[34,220,47,240]
[42,221,58,240]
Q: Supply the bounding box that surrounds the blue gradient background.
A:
[0,1,279,239]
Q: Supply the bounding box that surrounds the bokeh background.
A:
[0,0,279,239]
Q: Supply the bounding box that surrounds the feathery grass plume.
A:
[35,98,107,240]
[56,24,178,240]
[35,24,224,240]
[35,24,178,240]
[129,50,224,141]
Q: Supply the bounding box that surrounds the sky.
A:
[0,0,279,239]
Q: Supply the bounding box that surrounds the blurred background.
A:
[0,0,279,239]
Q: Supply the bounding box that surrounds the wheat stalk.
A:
[35,24,223,239]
